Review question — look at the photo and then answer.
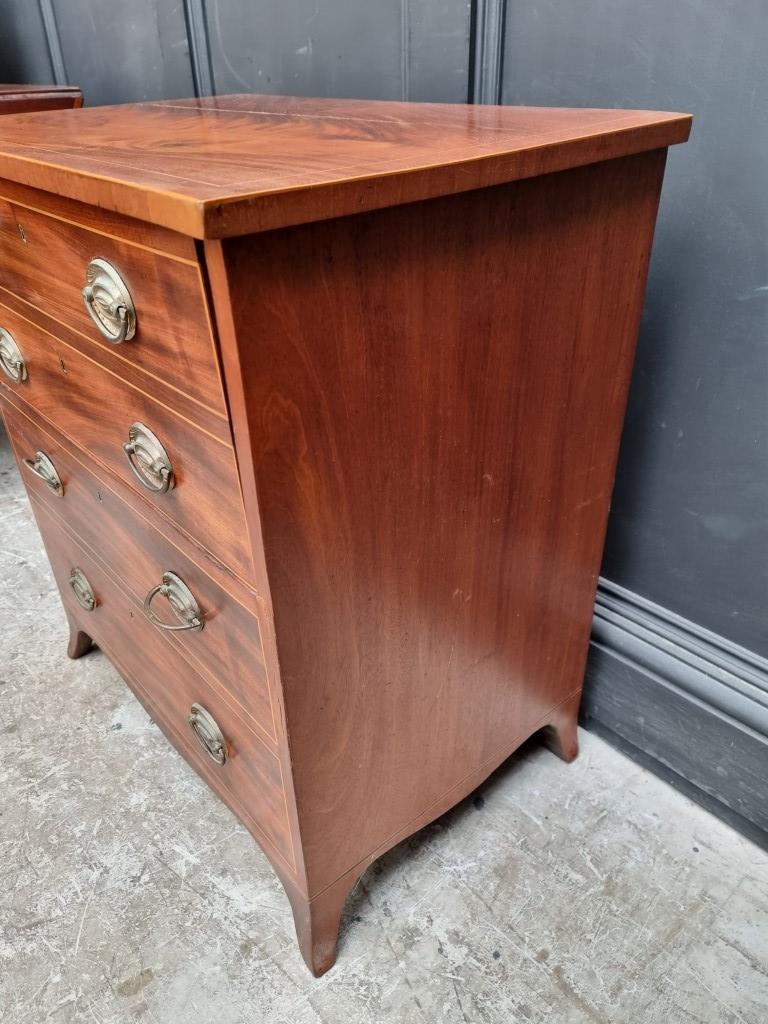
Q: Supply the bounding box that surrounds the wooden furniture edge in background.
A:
[0,84,82,115]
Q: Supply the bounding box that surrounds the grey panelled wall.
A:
[0,1,470,106]
[0,0,56,84]
[204,0,470,101]
[1,1,765,842]
[503,0,768,659]
[53,1,195,105]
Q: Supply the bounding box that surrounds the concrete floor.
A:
[2,429,768,1024]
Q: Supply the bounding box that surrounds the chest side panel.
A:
[192,152,666,896]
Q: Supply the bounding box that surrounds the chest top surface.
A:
[0,94,690,238]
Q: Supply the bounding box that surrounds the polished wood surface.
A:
[0,303,252,580]
[0,391,248,602]
[28,497,294,868]
[0,84,82,115]
[208,147,668,970]
[1,396,274,741]
[0,95,690,237]
[0,95,690,977]
[0,175,197,260]
[0,288,227,445]
[0,195,226,415]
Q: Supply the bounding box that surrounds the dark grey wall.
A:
[55,2,195,104]
[0,1,470,106]
[204,0,469,101]
[1,1,766,838]
[0,0,56,84]
[502,0,768,658]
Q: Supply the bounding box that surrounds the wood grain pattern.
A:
[0,293,228,445]
[0,384,248,601]
[0,84,82,115]
[0,198,227,414]
[0,304,252,581]
[286,689,583,975]
[208,150,668,932]
[28,496,294,868]
[0,96,690,237]
[0,175,197,260]
[1,396,275,742]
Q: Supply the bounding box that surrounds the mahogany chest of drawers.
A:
[0,95,690,975]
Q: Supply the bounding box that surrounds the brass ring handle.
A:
[187,703,228,765]
[68,567,97,612]
[143,571,204,632]
[82,258,136,343]
[22,450,63,496]
[82,286,129,343]
[122,422,174,493]
[0,327,27,383]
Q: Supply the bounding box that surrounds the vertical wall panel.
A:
[206,0,402,99]
[205,0,469,102]
[502,0,768,658]
[407,1,471,102]
[0,1,55,84]
[52,0,194,105]
[0,1,471,106]
[468,0,506,103]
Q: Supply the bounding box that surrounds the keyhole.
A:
[59,358,68,374]
[96,490,103,503]
[17,223,26,243]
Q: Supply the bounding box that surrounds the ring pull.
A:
[187,703,227,765]
[0,327,27,383]
[22,450,63,496]
[143,571,203,632]
[82,257,136,343]
[68,567,97,611]
[123,422,174,493]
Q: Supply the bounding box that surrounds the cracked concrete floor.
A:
[1,426,767,1024]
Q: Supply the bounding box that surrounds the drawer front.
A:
[29,497,294,868]
[2,397,276,743]
[0,194,225,416]
[0,303,253,581]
